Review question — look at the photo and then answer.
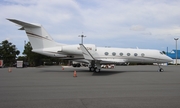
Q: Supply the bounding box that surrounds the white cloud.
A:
[1,0,180,53]
[130,25,146,31]
[141,32,152,35]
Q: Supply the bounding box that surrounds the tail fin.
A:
[7,19,63,50]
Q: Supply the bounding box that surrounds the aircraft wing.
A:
[79,44,96,60]
[79,44,127,64]
[79,44,101,69]
[100,59,127,63]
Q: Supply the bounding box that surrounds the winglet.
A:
[79,44,95,60]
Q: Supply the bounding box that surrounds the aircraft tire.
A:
[94,68,101,73]
[72,64,76,67]
[159,68,164,72]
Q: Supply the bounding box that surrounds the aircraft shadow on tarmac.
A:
[39,68,161,76]
[75,69,126,76]
[91,70,161,76]
[40,69,160,76]
[92,71,125,76]
[39,68,125,76]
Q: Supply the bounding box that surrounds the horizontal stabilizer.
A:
[7,19,40,28]
[7,18,62,50]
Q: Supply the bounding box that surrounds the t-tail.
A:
[7,19,64,50]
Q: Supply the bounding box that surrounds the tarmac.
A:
[0,65,180,108]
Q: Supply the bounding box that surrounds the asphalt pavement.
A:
[0,65,180,108]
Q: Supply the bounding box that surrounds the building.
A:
[167,50,180,64]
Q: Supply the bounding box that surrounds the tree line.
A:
[0,40,68,67]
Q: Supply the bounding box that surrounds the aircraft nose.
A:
[159,55,173,63]
[166,56,173,62]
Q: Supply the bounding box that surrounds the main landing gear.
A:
[89,67,101,73]
[89,61,101,73]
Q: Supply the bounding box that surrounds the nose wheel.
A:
[158,64,164,72]
[159,68,164,72]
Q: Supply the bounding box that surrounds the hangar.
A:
[167,50,180,64]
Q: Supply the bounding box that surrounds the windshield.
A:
[159,51,164,55]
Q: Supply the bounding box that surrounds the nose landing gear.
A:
[159,68,164,72]
[158,64,164,72]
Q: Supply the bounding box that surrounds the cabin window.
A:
[104,52,109,56]
[119,52,123,56]
[127,53,131,56]
[134,53,138,56]
[112,52,116,56]
[141,53,145,57]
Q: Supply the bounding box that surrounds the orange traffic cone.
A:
[8,67,12,73]
[73,70,77,77]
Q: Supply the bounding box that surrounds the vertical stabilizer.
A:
[7,19,63,50]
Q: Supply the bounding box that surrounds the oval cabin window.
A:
[119,52,123,56]
[127,53,131,56]
[141,53,145,57]
[104,52,109,56]
[112,52,116,56]
[134,53,138,56]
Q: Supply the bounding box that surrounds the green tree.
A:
[23,42,50,66]
[0,40,20,66]
[23,41,68,66]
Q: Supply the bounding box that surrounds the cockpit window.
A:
[160,52,164,55]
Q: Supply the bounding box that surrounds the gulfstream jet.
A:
[8,19,173,72]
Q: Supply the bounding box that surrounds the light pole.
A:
[174,38,179,65]
[24,40,26,46]
[79,34,86,44]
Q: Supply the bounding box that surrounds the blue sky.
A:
[0,0,180,55]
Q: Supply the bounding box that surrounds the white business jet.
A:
[8,19,173,72]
